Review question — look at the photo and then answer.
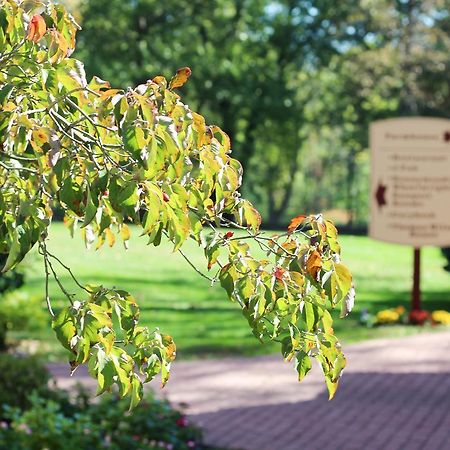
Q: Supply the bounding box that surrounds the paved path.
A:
[50,331,450,450]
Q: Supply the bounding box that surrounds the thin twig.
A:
[220,217,248,230]
[255,236,297,258]
[0,151,38,162]
[39,242,74,305]
[0,160,38,174]
[44,247,92,294]
[42,247,55,317]
[159,230,216,283]
[178,247,216,283]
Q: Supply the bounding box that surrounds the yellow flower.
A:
[431,310,450,325]
[376,309,400,324]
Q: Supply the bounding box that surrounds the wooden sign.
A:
[370,117,450,246]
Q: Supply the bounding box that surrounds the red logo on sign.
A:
[375,183,387,208]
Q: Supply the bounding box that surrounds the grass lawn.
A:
[11,223,450,360]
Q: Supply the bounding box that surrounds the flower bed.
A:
[359,306,450,327]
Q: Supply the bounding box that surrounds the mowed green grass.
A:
[15,223,450,360]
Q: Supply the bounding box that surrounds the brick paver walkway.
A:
[50,331,450,450]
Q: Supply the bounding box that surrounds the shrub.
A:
[0,354,52,414]
[0,389,203,450]
[86,392,202,450]
[0,291,47,333]
[0,395,102,450]
[0,354,203,449]
[0,253,26,351]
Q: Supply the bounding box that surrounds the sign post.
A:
[412,248,421,310]
[369,117,450,312]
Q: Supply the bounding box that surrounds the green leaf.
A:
[335,263,352,297]
[295,350,312,382]
[52,307,77,351]
[123,121,146,159]
[281,335,294,361]
[325,376,339,400]
[322,310,334,334]
[304,302,315,331]
[81,186,98,228]
[129,374,143,410]
[240,200,261,232]
[117,182,139,207]
[219,264,237,298]
[2,224,31,272]
[142,191,162,235]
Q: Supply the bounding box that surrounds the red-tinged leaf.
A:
[306,250,322,280]
[288,215,306,234]
[169,67,192,89]
[163,335,177,361]
[27,15,46,43]
[162,192,170,202]
[274,267,286,281]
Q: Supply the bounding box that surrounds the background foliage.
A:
[72,0,450,227]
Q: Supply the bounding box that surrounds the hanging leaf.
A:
[295,351,312,382]
[306,250,322,280]
[120,224,131,249]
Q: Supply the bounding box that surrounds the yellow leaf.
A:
[105,228,115,247]
[120,224,131,249]
[169,67,192,89]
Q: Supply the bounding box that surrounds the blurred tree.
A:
[293,0,450,223]
[75,0,373,225]
[73,0,450,226]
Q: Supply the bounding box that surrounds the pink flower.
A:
[187,441,196,448]
[18,424,32,434]
[176,416,189,427]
